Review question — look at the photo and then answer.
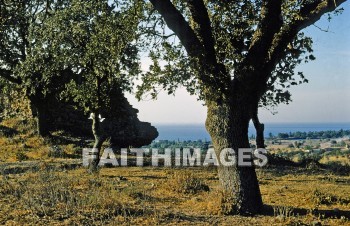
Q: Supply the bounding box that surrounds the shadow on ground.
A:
[262,205,350,219]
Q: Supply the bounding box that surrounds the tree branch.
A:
[231,0,284,101]
[238,0,346,104]
[243,0,284,69]
[267,0,347,74]
[251,111,265,148]
[298,0,346,30]
[149,0,204,59]
[186,0,217,64]
[149,0,230,98]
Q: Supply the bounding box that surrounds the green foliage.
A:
[136,0,343,110]
[1,0,143,129]
[304,145,313,150]
[262,32,313,110]
[26,0,142,114]
[144,139,211,150]
[278,129,350,139]
[0,0,71,98]
[137,0,314,103]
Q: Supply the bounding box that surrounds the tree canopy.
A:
[135,0,347,215]
[0,0,74,135]
[33,0,142,114]
[0,0,142,137]
[137,0,344,109]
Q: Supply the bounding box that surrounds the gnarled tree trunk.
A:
[206,99,263,215]
[88,112,106,173]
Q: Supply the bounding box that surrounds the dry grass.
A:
[0,118,83,162]
[0,166,349,225]
[320,155,350,165]
[0,118,349,225]
[163,171,210,194]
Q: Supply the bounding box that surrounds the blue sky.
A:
[126,2,350,124]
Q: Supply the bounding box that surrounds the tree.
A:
[137,0,347,214]
[34,0,142,172]
[269,132,274,139]
[0,0,72,136]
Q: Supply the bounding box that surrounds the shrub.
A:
[166,171,209,194]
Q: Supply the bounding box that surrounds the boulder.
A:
[47,88,158,147]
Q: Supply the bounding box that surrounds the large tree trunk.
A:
[29,96,50,137]
[36,102,50,137]
[206,100,263,215]
[88,113,104,173]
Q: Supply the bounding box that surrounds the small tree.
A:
[35,0,142,172]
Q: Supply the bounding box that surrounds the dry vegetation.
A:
[0,118,350,225]
[0,166,349,225]
[0,118,84,162]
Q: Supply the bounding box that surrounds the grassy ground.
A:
[0,118,349,225]
[0,166,349,225]
[0,118,86,162]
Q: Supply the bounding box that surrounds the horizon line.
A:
[152,122,350,125]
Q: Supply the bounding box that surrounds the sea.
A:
[153,122,350,141]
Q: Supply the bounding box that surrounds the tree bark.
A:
[206,100,263,215]
[36,102,50,137]
[88,112,104,173]
[29,95,50,137]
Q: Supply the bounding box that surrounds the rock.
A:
[1,85,158,147]
[46,87,158,147]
